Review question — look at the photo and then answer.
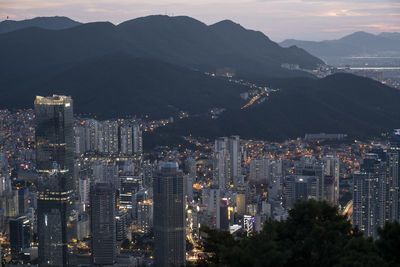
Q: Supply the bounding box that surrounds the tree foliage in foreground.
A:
[196,200,400,267]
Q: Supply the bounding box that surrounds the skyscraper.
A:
[153,162,185,267]
[285,175,318,209]
[90,182,117,266]
[249,158,269,183]
[353,153,387,238]
[35,95,74,266]
[120,125,133,155]
[132,124,143,157]
[102,120,119,154]
[213,136,242,189]
[9,216,31,257]
[294,158,324,201]
[322,155,340,205]
[228,136,242,186]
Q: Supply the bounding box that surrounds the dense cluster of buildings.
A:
[74,119,142,156]
[0,95,400,266]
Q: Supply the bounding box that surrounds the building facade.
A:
[35,95,74,266]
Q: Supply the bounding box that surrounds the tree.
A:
[376,221,400,266]
[197,200,386,267]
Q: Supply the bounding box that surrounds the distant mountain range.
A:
[1,16,399,141]
[0,16,81,33]
[280,31,400,61]
[0,15,322,79]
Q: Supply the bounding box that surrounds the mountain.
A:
[0,15,323,79]
[1,16,398,142]
[280,31,400,60]
[0,52,247,118]
[379,32,400,41]
[0,16,81,33]
[151,73,400,141]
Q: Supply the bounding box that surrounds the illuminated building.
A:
[132,124,143,157]
[120,126,134,155]
[102,120,119,154]
[228,136,242,186]
[236,187,246,216]
[213,136,242,189]
[153,162,185,267]
[116,210,128,241]
[120,174,141,210]
[322,155,340,205]
[35,95,74,267]
[285,175,318,209]
[249,158,269,183]
[90,182,117,266]
[9,216,31,257]
[353,151,399,238]
[137,200,153,233]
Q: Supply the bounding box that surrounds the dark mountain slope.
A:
[0,16,81,33]
[0,52,247,118]
[154,73,400,140]
[0,15,323,78]
[210,20,320,69]
[0,22,125,72]
[379,32,400,41]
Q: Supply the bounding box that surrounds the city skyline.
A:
[1,0,400,263]
[0,0,398,41]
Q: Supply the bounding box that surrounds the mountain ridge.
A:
[0,16,81,33]
[0,15,323,78]
[280,31,400,59]
[1,15,398,141]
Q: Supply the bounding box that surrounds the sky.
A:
[0,0,399,41]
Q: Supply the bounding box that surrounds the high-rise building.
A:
[142,160,153,187]
[84,119,101,152]
[132,124,143,157]
[213,147,227,189]
[218,199,229,231]
[294,158,324,201]
[102,121,119,154]
[322,155,340,205]
[353,151,399,238]
[90,182,117,266]
[78,177,90,208]
[153,162,185,267]
[137,200,153,233]
[213,136,242,189]
[35,95,74,266]
[236,186,246,216]
[228,136,242,186]
[353,153,386,238]
[207,186,220,227]
[9,216,31,257]
[285,175,318,209]
[74,126,86,155]
[385,151,399,222]
[249,158,269,183]
[116,210,128,242]
[120,174,142,210]
[18,188,29,215]
[120,126,133,155]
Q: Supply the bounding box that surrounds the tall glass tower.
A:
[35,95,74,266]
[153,162,185,267]
[90,182,117,266]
